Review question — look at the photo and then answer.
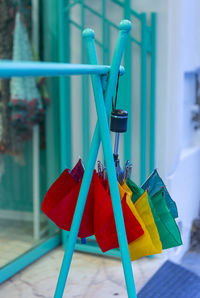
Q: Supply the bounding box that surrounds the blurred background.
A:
[0,0,200,290]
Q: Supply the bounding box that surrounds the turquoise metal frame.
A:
[0,60,123,285]
[55,20,136,298]
[0,56,129,286]
[0,61,124,77]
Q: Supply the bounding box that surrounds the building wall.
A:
[133,0,200,259]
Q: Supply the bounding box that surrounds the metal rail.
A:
[0,61,125,77]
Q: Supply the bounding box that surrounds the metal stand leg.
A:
[86,35,136,298]
[54,20,136,298]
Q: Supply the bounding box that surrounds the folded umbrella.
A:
[120,183,162,261]
[94,172,144,253]
[125,180,166,244]
[150,188,182,249]
[146,194,172,250]
[41,168,76,214]
[70,158,84,183]
[141,169,178,218]
[41,161,94,238]
[125,179,182,250]
[126,178,144,203]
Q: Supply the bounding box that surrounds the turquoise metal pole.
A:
[140,13,147,184]
[58,0,71,171]
[54,20,132,297]
[149,13,157,173]
[0,61,124,77]
[58,0,72,250]
[86,29,137,298]
[123,0,132,163]
[81,0,90,164]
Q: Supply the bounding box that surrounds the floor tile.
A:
[0,247,167,298]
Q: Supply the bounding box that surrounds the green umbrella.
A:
[126,178,144,203]
[141,169,178,218]
[150,188,182,249]
[127,178,182,249]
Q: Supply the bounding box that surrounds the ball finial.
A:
[82,28,95,39]
[119,20,132,31]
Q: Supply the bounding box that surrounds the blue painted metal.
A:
[58,0,72,247]
[149,13,157,173]
[75,243,121,258]
[123,0,132,162]
[81,238,86,244]
[85,24,136,298]
[54,21,136,298]
[58,0,72,171]
[75,236,121,257]
[81,0,90,164]
[0,233,61,284]
[140,13,148,184]
[0,61,125,77]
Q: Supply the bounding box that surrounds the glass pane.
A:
[0,0,59,269]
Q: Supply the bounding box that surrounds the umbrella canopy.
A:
[70,158,84,183]
[127,177,182,249]
[41,161,94,238]
[41,160,182,260]
[94,173,144,252]
[141,169,178,218]
[41,160,144,243]
[119,183,162,261]
[150,188,182,249]
[126,178,144,203]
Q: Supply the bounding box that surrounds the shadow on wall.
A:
[166,73,200,261]
[167,147,200,261]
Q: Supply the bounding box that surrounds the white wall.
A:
[133,0,200,259]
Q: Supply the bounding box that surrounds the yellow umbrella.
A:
[118,182,162,261]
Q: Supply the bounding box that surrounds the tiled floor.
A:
[0,247,167,298]
[0,219,37,267]
[0,219,55,267]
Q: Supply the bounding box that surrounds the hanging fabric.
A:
[70,158,84,183]
[126,178,144,203]
[10,11,49,144]
[150,188,182,249]
[41,160,94,238]
[141,169,178,218]
[126,178,182,249]
[93,172,144,253]
[119,183,162,261]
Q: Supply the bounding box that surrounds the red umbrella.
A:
[42,160,144,249]
[41,161,94,238]
[93,172,144,252]
[70,158,84,183]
